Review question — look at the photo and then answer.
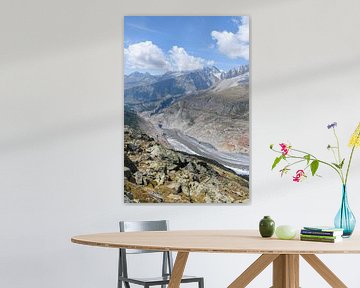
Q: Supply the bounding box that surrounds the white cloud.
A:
[169,46,209,71]
[124,41,169,71]
[125,41,214,72]
[211,16,249,60]
[231,17,241,25]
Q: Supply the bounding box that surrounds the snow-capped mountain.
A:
[124,72,160,89]
[220,65,249,79]
[124,65,249,110]
[212,72,249,92]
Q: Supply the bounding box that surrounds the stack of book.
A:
[300,226,344,243]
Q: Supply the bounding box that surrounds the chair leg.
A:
[161,252,168,288]
[198,278,204,288]
[118,249,123,288]
[119,249,131,288]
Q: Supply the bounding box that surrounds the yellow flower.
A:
[349,122,360,147]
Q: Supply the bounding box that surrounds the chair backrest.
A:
[118,220,173,284]
[120,220,168,232]
[119,220,169,254]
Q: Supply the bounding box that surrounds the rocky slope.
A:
[124,126,249,203]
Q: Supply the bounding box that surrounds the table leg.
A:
[301,254,347,288]
[168,252,189,288]
[228,253,348,288]
[272,254,299,288]
[228,254,279,288]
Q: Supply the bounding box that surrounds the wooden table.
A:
[71,230,360,288]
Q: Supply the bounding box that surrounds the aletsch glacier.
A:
[124,65,249,176]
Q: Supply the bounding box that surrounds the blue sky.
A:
[124,16,249,75]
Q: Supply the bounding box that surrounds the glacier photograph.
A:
[123,16,250,203]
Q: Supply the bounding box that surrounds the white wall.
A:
[1,0,360,287]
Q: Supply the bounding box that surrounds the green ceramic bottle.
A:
[259,216,275,238]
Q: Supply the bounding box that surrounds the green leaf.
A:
[332,162,341,169]
[304,154,311,164]
[339,158,345,169]
[271,156,282,170]
[310,160,319,176]
[280,167,290,177]
[332,159,345,169]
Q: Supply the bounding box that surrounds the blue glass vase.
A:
[334,185,356,237]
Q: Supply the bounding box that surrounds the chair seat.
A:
[119,275,202,285]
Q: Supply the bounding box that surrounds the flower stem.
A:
[333,128,342,164]
[332,128,345,182]
[286,148,344,182]
[345,146,355,185]
[284,159,306,169]
[291,148,317,159]
[330,148,338,164]
[271,149,344,182]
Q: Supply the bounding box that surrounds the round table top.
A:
[71,230,360,254]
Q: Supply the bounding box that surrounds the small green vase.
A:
[259,216,275,238]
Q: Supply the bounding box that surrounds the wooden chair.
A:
[118,220,204,288]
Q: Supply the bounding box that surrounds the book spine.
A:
[300,237,337,243]
[300,234,337,240]
[301,230,336,236]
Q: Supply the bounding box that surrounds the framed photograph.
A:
[124,16,249,203]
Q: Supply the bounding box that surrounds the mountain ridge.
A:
[124,64,249,111]
[124,65,249,83]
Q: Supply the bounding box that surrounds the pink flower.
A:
[279,143,289,155]
[293,170,306,182]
